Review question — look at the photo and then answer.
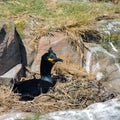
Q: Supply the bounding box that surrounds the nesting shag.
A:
[13,48,63,100]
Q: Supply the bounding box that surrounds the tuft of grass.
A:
[14,18,27,38]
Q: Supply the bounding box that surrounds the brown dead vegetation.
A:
[0,57,117,114]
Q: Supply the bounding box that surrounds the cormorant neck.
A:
[40,58,54,84]
[41,75,53,84]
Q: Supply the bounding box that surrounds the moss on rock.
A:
[14,18,27,38]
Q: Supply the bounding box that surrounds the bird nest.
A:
[0,59,117,114]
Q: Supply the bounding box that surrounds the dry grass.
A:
[54,56,89,79]
[0,85,19,114]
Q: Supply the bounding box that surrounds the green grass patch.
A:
[0,0,120,33]
[15,113,41,120]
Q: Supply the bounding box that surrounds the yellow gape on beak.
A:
[48,57,55,64]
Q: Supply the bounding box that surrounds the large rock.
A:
[0,64,22,86]
[0,22,26,85]
[31,32,80,73]
[15,17,37,67]
[85,19,120,93]
[0,22,21,74]
[85,43,120,93]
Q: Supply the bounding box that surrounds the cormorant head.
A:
[44,47,63,64]
[40,47,63,84]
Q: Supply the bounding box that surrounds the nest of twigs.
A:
[0,58,117,114]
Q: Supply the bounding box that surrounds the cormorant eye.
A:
[50,55,54,59]
[49,53,56,59]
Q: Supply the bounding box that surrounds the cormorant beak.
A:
[54,58,63,62]
[48,57,63,64]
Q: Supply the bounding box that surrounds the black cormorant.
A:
[13,48,63,100]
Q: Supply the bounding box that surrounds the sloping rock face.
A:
[0,22,21,74]
[0,22,25,85]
